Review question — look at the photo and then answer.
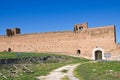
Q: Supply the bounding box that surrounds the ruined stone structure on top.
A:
[6,28,21,36]
[0,22,120,60]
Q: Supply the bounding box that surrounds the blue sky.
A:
[0,0,120,43]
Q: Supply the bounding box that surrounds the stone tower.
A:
[12,28,21,35]
[6,29,12,36]
[74,22,88,32]
[6,28,21,36]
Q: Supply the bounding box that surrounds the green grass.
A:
[74,61,120,80]
[12,63,70,80]
[61,76,69,80]
[0,52,89,80]
[0,52,59,59]
[0,52,16,59]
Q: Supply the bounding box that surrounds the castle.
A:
[0,22,120,60]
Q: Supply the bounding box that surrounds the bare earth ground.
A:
[36,63,80,80]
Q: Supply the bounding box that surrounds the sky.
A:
[0,0,120,43]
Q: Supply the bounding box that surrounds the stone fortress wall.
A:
[0,22,120,60]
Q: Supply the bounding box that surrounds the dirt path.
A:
[36,63,80,80]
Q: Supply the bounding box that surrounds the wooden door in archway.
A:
[95,50,102,60]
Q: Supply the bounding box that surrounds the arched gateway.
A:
[95,50,102,60]
[92,48,105,60]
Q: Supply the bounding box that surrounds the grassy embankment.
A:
[0,52,88,80]
[75,61,120,80]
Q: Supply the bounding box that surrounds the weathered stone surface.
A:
[0,22,119,60]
